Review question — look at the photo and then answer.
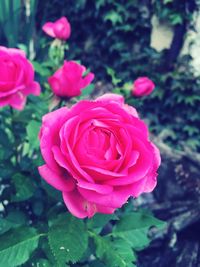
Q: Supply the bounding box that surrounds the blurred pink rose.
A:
[42,17,71,40]
[38,93,160,218]
[48,60,94,98]
[132,77,155,97]
[0,46,40,110]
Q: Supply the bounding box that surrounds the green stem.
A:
[9,107,19,166]
[58,99,64,108]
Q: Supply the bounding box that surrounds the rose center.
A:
[85,127,121,161]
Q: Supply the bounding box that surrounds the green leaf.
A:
[183,125,199,136]
[186,138,200,150]
[80,84,95,98]
[104,10,123,25]
[42,241,58,266]
[42,180,62,202]
[113,238,137,263]
[32,200,44,216]
[0,128,11,148]
[96,0,106,9]
[32,61,52,77]
[48,213,88,265]
[17,43,28,54]
[0,218,19,235]
[169,14,183,25]
[0,212,27,235]
[27,258,52,267]
[90,260,107,267]
[26,120,41,150]
[163,0,173,4]
[87,213,118,233]
[6,210,27,225]
[106,67,122,85]
[92,234,134,267]
[0,227,40,267]
[11,173,35,202]
[112,211,165,250]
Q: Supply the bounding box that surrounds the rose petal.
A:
[78,186,131,209]
[8,92,26,110]
[53,17,71,40]
[38,164,75,192]
[52,145,94,183]
[42,22,56,38]
[97,93,124,105]
[62,190,91,219]
[39,107,69,173]
[77,179,113,194]
[23,81,41,96]
[63,190,115,218]
[80,72,95,89]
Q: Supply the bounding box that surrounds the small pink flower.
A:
[38,93,160,218]
[42,17,71,40]
[132,77,155,97]
[48,60,94,98]
[0,46,40,110]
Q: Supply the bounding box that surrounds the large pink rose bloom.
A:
[132,77,155,97]
[38,94,160,218]
[48,61,94,98]
[0,46,40,110]
[42,17,71,40]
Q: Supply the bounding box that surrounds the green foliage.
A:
[153,0,192,25]
[0,0,21,46]
[0,0,38,51]
[36,0,200,151]
[92,234,134,267]
[112,211,165,250]
[87,210,165,267]
[48,214,88,265]
[0,218,20,235]
[26,120,41,150]
[132,64,200,151]
[0,178,165,267]
[106,67,122,86]
[0,227,40,267]
[0,172,163,267]
[87,213,118,233]
[11,173,35,202]
[79,84,95,99]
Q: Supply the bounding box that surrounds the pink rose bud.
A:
[48,60,94,98]
[38,93,161,219]
[0,46,41,110]
[132,77,155,97]
[42,17,71,40]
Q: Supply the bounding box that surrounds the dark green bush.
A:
[34,0,200,151]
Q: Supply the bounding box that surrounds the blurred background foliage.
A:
[1,0,200,151]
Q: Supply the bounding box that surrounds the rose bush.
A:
[48,60,94,98]
[0,46,40,110]
[132,77,155,97]
[42,17,71,40]
[0,4,166,266]
[39,93,160,218]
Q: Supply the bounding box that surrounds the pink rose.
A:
[0,46,40,110]
[132,77,155,97]
[48,60,94,98]
[42,17,71,40]
[38,94,160,218]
